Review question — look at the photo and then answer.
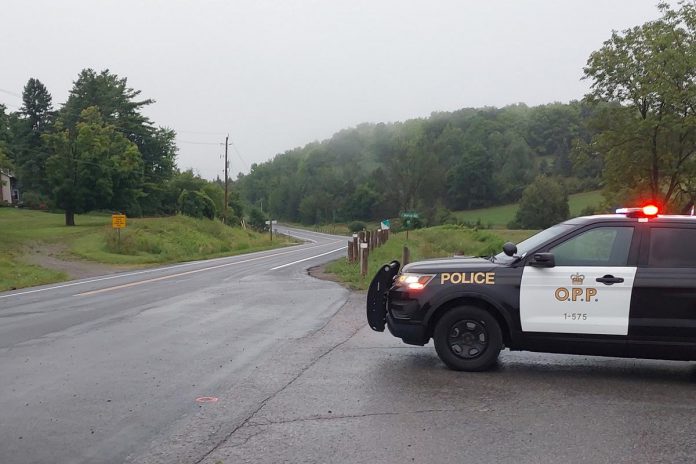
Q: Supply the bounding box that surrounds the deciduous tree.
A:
[43,107,143,226]
[583,2,696,209]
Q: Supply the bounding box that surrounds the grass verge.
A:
[454,190,603,228]
[326,225,535,290]
[0,208,296,291]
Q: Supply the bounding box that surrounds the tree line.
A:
[0,69,244,226]
[234,101,603,226]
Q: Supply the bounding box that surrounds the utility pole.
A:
[224,135,229,224]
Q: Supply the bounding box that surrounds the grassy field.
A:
[326,225,535,290]
[0,208,295,291]
[454,190,604,228]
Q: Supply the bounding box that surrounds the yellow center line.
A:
[76,240,343,297]
[77,267,205,296]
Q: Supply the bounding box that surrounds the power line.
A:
[175,129,228,136]
[0,88,21,99]
[176,139,224,146]
[230,140,251,170]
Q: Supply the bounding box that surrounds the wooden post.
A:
[402,245,410,266]
[360,242,369,277]
[347,240,354,262]
[352,234,358,263]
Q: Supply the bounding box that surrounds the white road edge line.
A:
[0,241,342,300]
[269,246,346,270]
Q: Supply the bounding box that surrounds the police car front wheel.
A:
[433,306,502,371]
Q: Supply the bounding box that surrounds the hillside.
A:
[235,102,604,225]
[454,190,604,228]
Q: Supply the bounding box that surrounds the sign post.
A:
[265,219,277,242]
[111,213,127,252]
[400,211,419,240]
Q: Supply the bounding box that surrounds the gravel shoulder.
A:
[21,242,138,279]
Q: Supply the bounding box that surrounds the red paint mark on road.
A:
[195,396,219,404]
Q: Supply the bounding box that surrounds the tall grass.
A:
[326,225,535,290]
[0,208,296,290]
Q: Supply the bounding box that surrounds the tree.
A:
[512,177,569,229]
[0,105,12,171]
[583,2,696,209]
[21,78,54,133]
[60,69,177,214]
[43,107,143,226]
[446,143,495,209]
[12,78,54,193]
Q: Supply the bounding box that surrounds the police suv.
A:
[366,206,696,371]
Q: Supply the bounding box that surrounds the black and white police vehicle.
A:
[366,205,696,371]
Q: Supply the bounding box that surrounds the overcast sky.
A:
[1,0,666,180]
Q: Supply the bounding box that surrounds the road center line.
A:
[76,241,345,296]
[0,241,341,300]
[269,246,346,270]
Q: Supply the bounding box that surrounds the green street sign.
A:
[401,211,419,219]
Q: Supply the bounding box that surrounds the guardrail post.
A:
[402,245,410,266]
[347,240,354,262]
[360,242,369,277]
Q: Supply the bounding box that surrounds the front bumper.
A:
[386,312,428,346]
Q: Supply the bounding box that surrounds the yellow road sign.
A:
[112,214,127,229]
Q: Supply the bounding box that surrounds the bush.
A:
[177,189,216,219]
[348,221,366,233]
[511,177,569,229]
[20,190,51,210]
[246,206,267,231]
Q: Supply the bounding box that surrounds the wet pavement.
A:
[136,291,696,464]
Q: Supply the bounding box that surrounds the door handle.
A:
[596,275,624,285]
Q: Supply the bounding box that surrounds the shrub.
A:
[246,206,267,231]
[348,221,366,233]
[511,176,569,229]
[177,189,216,219]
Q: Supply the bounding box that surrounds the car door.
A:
[519,225,638,335]
[629,224,696,344]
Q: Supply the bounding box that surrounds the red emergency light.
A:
[615,204,660,218]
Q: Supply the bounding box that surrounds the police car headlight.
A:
[395,273,435,290]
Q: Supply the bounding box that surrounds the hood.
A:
[402,256,498,273]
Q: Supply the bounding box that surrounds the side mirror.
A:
[502,242,517,257]
[529,252,555,268]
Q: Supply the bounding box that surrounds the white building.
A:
[0,170,19,205]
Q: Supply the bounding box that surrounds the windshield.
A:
[493,224,574,263]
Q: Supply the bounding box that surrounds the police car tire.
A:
[433,306,502,372]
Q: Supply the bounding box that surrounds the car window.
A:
[550,227,634,266]
[648,228,696,267]
[494,224,574,263]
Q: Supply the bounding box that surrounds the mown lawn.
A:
[326,225,536,290]
[0,208,296,291]
[454,190,604,228]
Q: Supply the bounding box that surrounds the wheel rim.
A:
[447,319,488,359]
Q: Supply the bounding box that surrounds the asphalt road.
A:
[148,293,696,464]
[3,226,696,464]
[0,226,349,464]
